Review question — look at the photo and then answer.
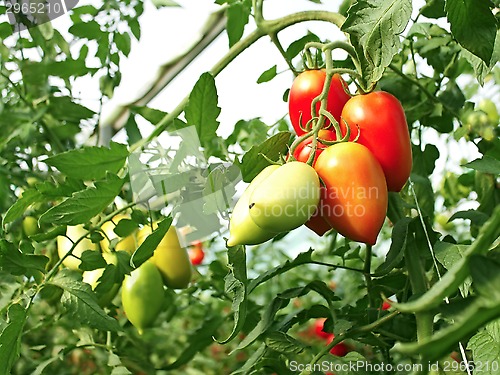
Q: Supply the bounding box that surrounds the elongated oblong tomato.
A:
[340,91,412,192]
[289,70,351,136]
[314,142,388,245]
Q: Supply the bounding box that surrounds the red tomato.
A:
[313,318,331,339]
[382,301,391,310]
[189,241,205,265]
[340,91,412,192]
[314,142,388,245]
[292,130,337,166]
[289,70,351,136]
[326,334,350,356]
[305,186,333,236]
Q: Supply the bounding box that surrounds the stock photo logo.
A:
[4,0,79,31]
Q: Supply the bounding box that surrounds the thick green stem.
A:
[130,11,345,153]
[364,244,374,307]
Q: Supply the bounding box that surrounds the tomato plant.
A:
[289,69,350,136]
[0,0,499,373]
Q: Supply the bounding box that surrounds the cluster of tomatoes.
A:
[57,216,204,334]
[228,69,412,247]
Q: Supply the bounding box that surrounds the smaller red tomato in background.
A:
[313,318,331,339]
[292,130,337,166]
[382,301,391,310]
[326,334,350,357]
[189,241,205,265]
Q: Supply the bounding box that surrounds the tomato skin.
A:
[314,142,388,245]
[305,186,332,236]
[289,70,351,136]
[292,130,337,166]
[382,301,391,310]
[326,335,350,356]
[189,241,205,265]
[137,225,192,289]
[57,225,97,270]
[313,318,331,339]
[22,216,39,236]
[121,260,164,335]
[340,91,412,192]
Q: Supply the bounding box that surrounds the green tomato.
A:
[57,225,97,270]
[121,260,164,335]
[227,165,280,247]
[249,161,320,232]
[22,216,39,236]
[478,99,499,125]
[137,224,192,289]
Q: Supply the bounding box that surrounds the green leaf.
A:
[0,304,27,375]
[469,255,500,301]
[374,218,411,276]
[467,320,500,374]
[161,315,225,370]
[130,218,172,268]
[184,73,221,149]
[48,96,95,122]
[463,155,500,175]
[4,189,42,224]
[257,65,277,84]
[44,142,129,180]
[264,331,308,354]
[226,118,270,151]
[226,1,251,47]
[69,20,103,40]
[79,250,107,271]
[39,174,125,226]
[237,131,292,182]
[449,209,490,226]
[130,106,167,124]
[434,241,471,296]
[342,0,412,86]
[49,270,121,332]
[285,33,320,60]
[114,32,131,57]
[215,245,248,344]
[445,0,497,64]
[0,240,49,275]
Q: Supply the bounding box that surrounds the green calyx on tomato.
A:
[227,165,279,247]
[121,260,164,335]
[137,224,192,289]
[292,129,337,166]
[314,142,388,245]
[289,69,351,136]
[249,161,321,233]
[340,91,412,192]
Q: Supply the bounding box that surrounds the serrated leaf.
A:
[237,131,291,182]
[49,270,121,332]
[469,255,500,301]
[226,1,251,47]
[257,65,277,84]
[449,210,490,226]
[374,218,411,276]
[0,240,49,275]
[39,174,124,226]
[215,245,248,344]
[468,320,500,375]
[79,250,107,271]
[462,155,500,175]
[342,0,412,86]
[184,72,221,149]
[445,0,497,64]
[161,316,225,370]
[248,249,314,293]
[434,241,471,296]
[130,217,172,268]
[4,189,42,224]
[44,142,129,181]
[0,304,27,375]
[264,331,307,354]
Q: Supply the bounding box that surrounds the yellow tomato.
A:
[57,225,97,270]
[137,223,192,289]
[100,214,137,254]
